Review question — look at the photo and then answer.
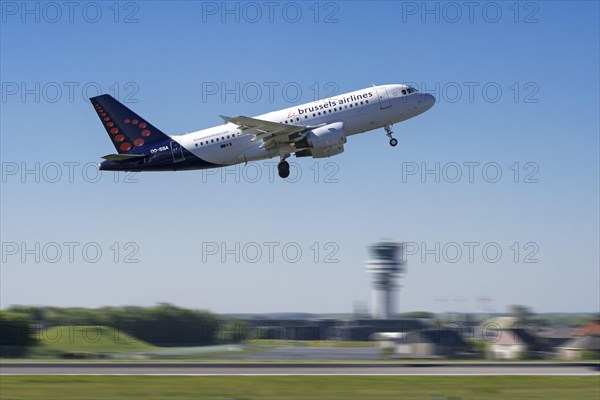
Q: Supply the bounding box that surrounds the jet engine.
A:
[295,122,346,158]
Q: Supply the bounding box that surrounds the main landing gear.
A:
[277,157,290,179]
[385,125,398,147]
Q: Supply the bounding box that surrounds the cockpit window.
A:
[401,89,407,95]
[406,87,418,94]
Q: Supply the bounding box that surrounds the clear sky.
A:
[1,1,598,314]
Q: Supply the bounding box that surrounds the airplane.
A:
[92,84,435,179]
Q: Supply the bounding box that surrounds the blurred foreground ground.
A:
[1,376,598,400]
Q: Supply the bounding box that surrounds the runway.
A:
[1,362,598,376]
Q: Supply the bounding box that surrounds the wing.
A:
[220,115,308,150]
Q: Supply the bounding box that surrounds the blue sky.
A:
[1,1,598,314]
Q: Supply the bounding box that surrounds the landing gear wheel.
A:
[384,124,396,148]
[278,160,290,179]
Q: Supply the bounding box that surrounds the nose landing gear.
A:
[277,157,290,179]
[385,125,397,147]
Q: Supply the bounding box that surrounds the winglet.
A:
[219,115,232,123]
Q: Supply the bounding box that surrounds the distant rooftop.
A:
[574,320,600,336]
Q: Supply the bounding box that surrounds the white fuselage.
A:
[176,84,435,166]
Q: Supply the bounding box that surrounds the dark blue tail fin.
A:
[90,94,171,154]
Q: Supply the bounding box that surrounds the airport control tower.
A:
[366,242,406,319]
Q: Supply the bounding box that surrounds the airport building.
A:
[239,241,427,342]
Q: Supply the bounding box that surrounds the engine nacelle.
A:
[300,122,346,158]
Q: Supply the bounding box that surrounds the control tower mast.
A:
[366,242,406,319]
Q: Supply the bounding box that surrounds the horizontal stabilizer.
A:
[102,153,147,162]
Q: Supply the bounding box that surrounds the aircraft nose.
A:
[423,93,435,110]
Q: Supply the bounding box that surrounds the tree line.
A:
[1,304,246,351]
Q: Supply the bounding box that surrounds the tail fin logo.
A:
[91,94,171,154]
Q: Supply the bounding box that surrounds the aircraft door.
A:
[376,87,392,110]
[170,140,185,162]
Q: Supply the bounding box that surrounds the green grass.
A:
[29,326,156,357]
[0,376,597,399]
